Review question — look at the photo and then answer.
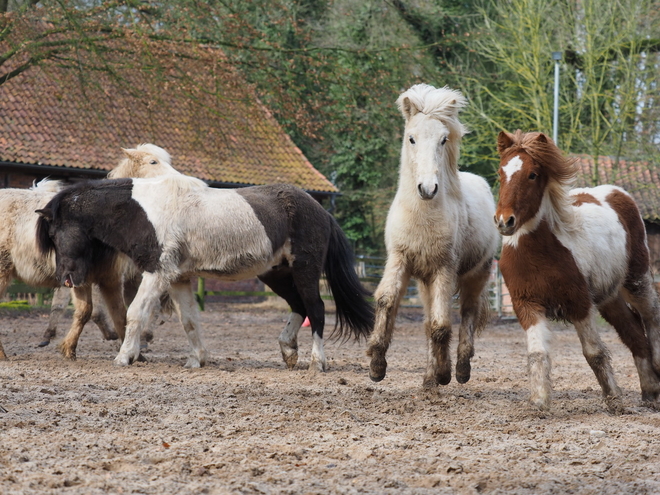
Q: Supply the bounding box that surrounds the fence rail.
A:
[4,257,514,317]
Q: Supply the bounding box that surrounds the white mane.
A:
[134,143,173,165]
[397,83,468,133]
[31,179,64,193]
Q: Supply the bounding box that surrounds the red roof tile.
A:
[574,155,660,222]
[0,43,337,194]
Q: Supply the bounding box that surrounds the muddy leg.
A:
[456,262,491,384]
[419,273,454,389]
[522,313,553,411]
[169,280,207,368]
[366,252,410,382]
[574,307,623,414]
[39,287,71,347]
[600,293,660,405]
[58,286,93,360]
[259,270,306,370]
[291,270,326,374]
[91,285,118,341]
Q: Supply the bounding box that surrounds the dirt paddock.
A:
[1,300,659,494]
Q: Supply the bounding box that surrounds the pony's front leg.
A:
[115,273,167,367]
[367,252,410,382]
[419,273,454,388]
[58,286,93,360]
[574,307,623,414]
[520,309,553,411]
[169,280,208,368]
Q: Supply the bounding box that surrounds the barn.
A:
[0,43,338,300]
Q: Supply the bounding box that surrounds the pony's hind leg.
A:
[367,252,411,382]
[600,293,660,405]
[291,270,327,373]
[419,271,455,389]
[58,286,93,360]
[574,307,623,414]
[168,280,207,368]
[39,287,71,347]
[455,262,492,384]
[259,270,305,370]
[622,272,660,376]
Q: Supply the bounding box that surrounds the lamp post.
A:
[552,51,562,144]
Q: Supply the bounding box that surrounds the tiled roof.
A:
[575,155,660,222]
[0,43,337,194]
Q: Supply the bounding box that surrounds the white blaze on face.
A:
[502,155,523,182]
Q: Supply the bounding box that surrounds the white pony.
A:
[367,84,499,388]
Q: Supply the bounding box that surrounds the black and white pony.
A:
[36,174,374,371]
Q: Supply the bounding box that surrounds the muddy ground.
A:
[1,300,659,494]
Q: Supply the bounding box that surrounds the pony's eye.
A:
[441,136,448,145]
[149,160,158,165]
[529,172,538,180]
[409,136,415,145]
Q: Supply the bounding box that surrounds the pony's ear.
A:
[121,148,136,159]
[400,96,419,120]
[497,131,515,156]
[35,208,53,221]
[535,133,548,144]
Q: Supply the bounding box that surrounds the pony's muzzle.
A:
[495,214,516,236]
[417,183,439,200]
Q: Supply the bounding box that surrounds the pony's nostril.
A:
[493,215,498,225]
[418,184,423,195]
[432,184,438,196]
[506,216,515,228]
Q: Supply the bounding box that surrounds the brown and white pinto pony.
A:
[495,130,660,413]
[367,84,499,388]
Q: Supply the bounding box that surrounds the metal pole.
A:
[552,51,562,144]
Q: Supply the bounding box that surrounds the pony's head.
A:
[397,84,467,200]
[495,130,577,236]
[109,143,180,179]
[36,182,117,288]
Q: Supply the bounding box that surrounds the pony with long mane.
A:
[367,84,499,388]
[36,170,374,371]
[495,130,660,412]
[0,144,178,360]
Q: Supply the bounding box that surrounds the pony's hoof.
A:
[105,332,119,341]
[308,359,326,374]
[113,355,131,367]
[369,355,387,382]
[37,340,51,348]
[529,396,550,412]
[184,358,201,369]
[605,395,624,415]
[455,361,471,384]
[422,376,438,389]
[136,353,148,363]
[282,351,298,370]
[58,345,76,361]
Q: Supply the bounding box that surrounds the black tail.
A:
[324,219,374,342]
